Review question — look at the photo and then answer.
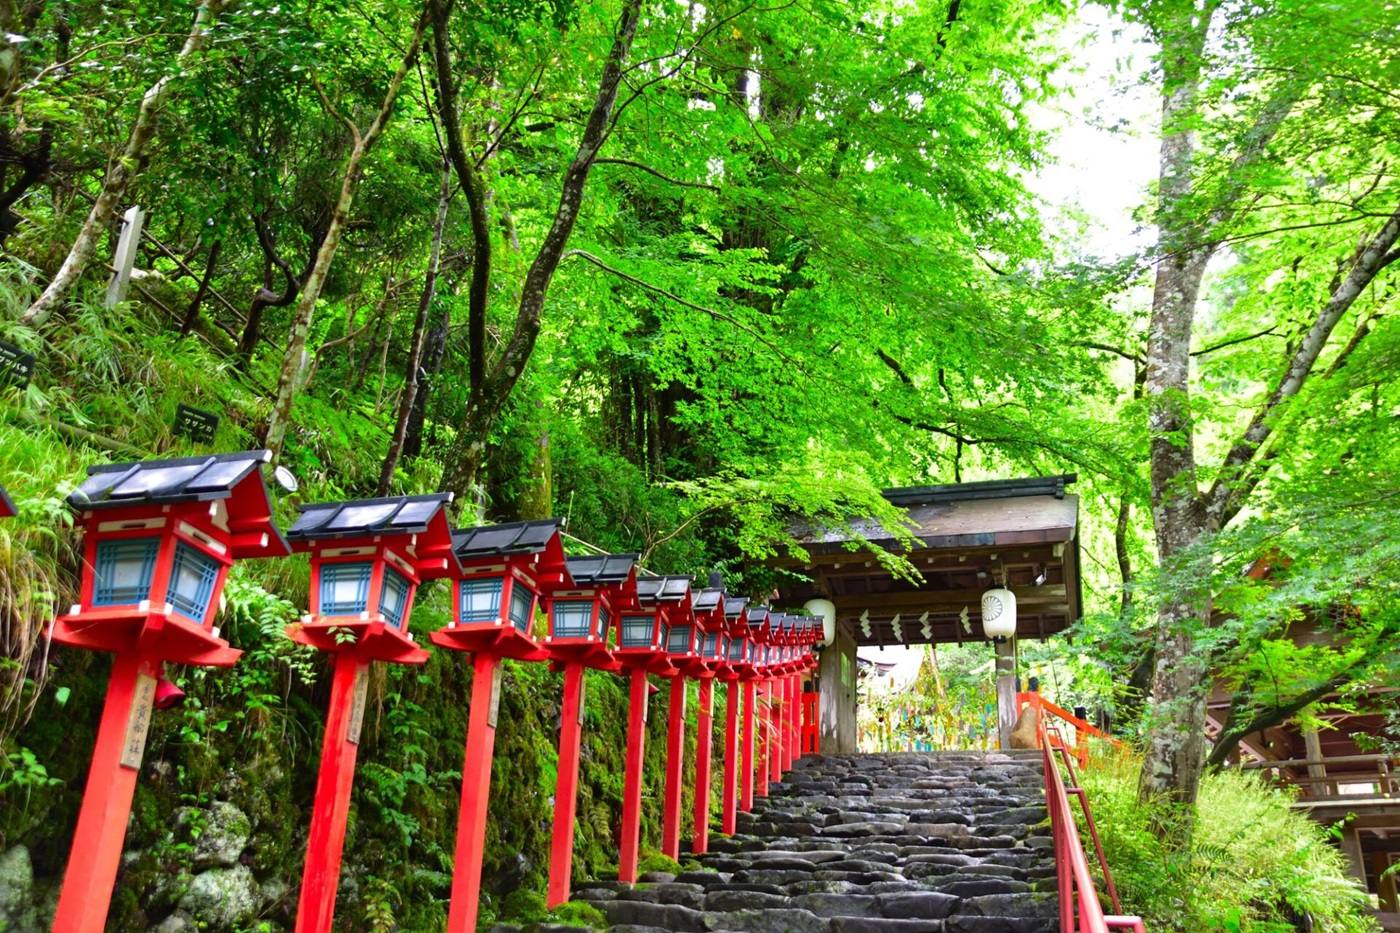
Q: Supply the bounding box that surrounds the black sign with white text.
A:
[174,404,219,443]
[0,340,34,390]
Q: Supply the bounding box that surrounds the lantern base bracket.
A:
[50,609,241,667]
[431,624,546,662]
[288,620,429,665]
[616,655,677,677]
[545,643,615,670]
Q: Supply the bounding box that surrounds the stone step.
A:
[561,751,1057,931]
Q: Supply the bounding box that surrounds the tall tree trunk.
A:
[263,6,430,461]
[379,162,452,495]
[20,0,229,325]
[430,0,491,392]
[1137,13,1214,817]
[439,0,645,501]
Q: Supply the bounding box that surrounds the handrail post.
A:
[1035,702,1143,933]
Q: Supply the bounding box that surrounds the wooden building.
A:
[771,474,1084,753]
[1209,608,1399,924]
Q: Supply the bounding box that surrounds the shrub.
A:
[1080,753,1378,931]
[636,851,682,877]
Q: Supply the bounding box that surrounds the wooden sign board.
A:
[0,339,34,390]
[121,673,158,769]
[174,404,219,444]
[487,665,503,729]
[347,665,369,745]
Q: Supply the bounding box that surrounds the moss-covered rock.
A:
[177,864,259,930]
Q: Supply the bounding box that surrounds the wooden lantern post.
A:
[285,494,458,933]
[49,451,289,933]
[613,575,690,884]
[783,617,814,769]
[764,613,789,786]
[742,606,772,805]
[796,618,821,759]
[773,615,796,774]
[542,553,638,908]
[430,519,570,933]
[718,595,750,835]
[658,587,700,859]
[689,588,729,855]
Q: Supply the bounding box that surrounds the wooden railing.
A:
[1241,753,1399,799]
[1020,692,1144,933]
[1019,691,1120,770]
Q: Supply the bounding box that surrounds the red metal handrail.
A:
[1022,694,1145,933]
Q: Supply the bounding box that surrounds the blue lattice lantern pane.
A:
[168,543,221,623]
[597,607,611,641]
[728,638,744,661]
[667,624,693,655]
[701,632,718,658]
[92,538,159,606]
[379,567,411,628]
[459,578,503,624]
[508,583,535,634]
[320,562,373,616]
[552,600,593,639]
[658,621,671,651]
[620,615,654,648]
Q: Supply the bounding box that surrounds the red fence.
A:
[1019,692,1145,933]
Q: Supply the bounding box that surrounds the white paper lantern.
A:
[804,597,837,646]
[980,587,1017,640]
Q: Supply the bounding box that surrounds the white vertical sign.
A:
[105,205,146,309]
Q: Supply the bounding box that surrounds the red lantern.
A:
[763,613,793,783]
[718,595,751,836]
[743,606,774,804]
[435,519,568,660]
[799,617,822,756]
[0,483,14,519]
[50,451,289,933]
[686,587,728,855]
[431,519,569,933]
[618,575,690,669]
[284,493,457,933]
[614,575,690,884]
[541,552,638,908]
[657,584,730,857]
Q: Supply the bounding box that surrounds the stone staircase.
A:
[572,751,1057,932]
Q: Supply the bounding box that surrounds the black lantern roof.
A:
[746,606,769,624]
[288,493,454,540]
[691,587,724,612]
[723,595,750,619]
[637,575,692,604]
[452,518,564,558]
[565,553,638,585]
[0,483,13,518]
[70,450,275,509]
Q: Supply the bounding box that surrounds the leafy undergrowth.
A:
[1079,753,1377,932]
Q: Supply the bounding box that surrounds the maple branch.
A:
[1207,204,1400,525]
[594,158,720,192]
[1190,326,1280,357]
